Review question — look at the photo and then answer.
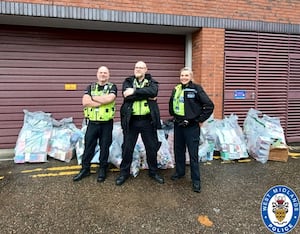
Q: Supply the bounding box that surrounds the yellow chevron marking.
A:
[22,164,100,174]
[31,171,77,177]
[21,168,44,173]
[0,176,4,180]
[20,164,119,178]
[46,165,81,171]
[221,160,235,164]
[30,170,97,178]
[291,156,300,159]
[109,168,120,172]
[289,152,300,157]
[237,159,252,163]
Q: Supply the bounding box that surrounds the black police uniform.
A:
[81,83,117,172]
[118,74,162,181]
[169,81,214,187]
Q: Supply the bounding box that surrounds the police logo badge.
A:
[261,185,299,233]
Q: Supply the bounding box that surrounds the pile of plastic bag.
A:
[196,109,287,164]
[184,114,248,162]
[75,122,174,177]
[14,110,53,163]
[14,108,288,167]
[14,110,82,163]
[47,117,82,163]
[243,108,287,163]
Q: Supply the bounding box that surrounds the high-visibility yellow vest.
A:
[83,82,115,121]
[173,84,185,116]
[132,79,151,116]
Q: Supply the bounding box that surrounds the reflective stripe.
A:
[173,84,185,116]
[83,82,115,121]
[132,79,151,116]
[83,105,115,121]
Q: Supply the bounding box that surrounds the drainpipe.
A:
[185,34,192,69]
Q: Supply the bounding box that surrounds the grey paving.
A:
[0,156,299,233]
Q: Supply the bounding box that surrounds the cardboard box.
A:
[268,146,289,162]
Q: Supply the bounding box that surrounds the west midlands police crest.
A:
[261,185,299,233]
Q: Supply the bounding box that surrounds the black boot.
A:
[97,168,107,183]
[192,181,201,193]
[171,173,185,181]
[73,168,90,181]
[149,173,164,184]
[115,174,129,186]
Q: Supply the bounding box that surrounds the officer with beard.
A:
[115,61,164,186]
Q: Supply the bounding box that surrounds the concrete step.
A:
[0,149,14,161]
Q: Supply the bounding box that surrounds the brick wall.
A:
[3,0,298,120]
[5,0,300,25]
[192,28,224,120]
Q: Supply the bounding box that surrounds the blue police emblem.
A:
[187,92,195,98]
[261,185,299,233]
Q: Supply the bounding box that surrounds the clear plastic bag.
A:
[14,110,53,163]
[243,108,286,163]
[47,117,81,162]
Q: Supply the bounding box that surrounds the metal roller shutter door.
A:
[0,25,185,148]
[224,30,300,143]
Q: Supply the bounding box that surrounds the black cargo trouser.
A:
[120,117,159,176]
[82,120,113,169]
[173,122,201,182]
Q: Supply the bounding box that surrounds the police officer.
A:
[73,66,117,182]
[169,67,214,193]
[115,61,164,186]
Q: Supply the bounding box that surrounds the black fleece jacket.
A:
[169,81,214,123]
[120,74,162,132]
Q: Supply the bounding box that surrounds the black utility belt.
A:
[89,119,113,124]
[131,114,151,120]
[175,119,197,127]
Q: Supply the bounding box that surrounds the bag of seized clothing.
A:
[108,122,141,177]
[198,115,216,162]
[14,110,53,163]
[75,122,99,165]
[157,129,174,169]
[215,114,248,161]
[48,117,81,162]
[243,108,286,163]
[108,122,123,169]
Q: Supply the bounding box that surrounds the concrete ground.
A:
[0,153,300,234]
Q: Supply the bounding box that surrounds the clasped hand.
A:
[123,88,157,100]
[123,88,135,97]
